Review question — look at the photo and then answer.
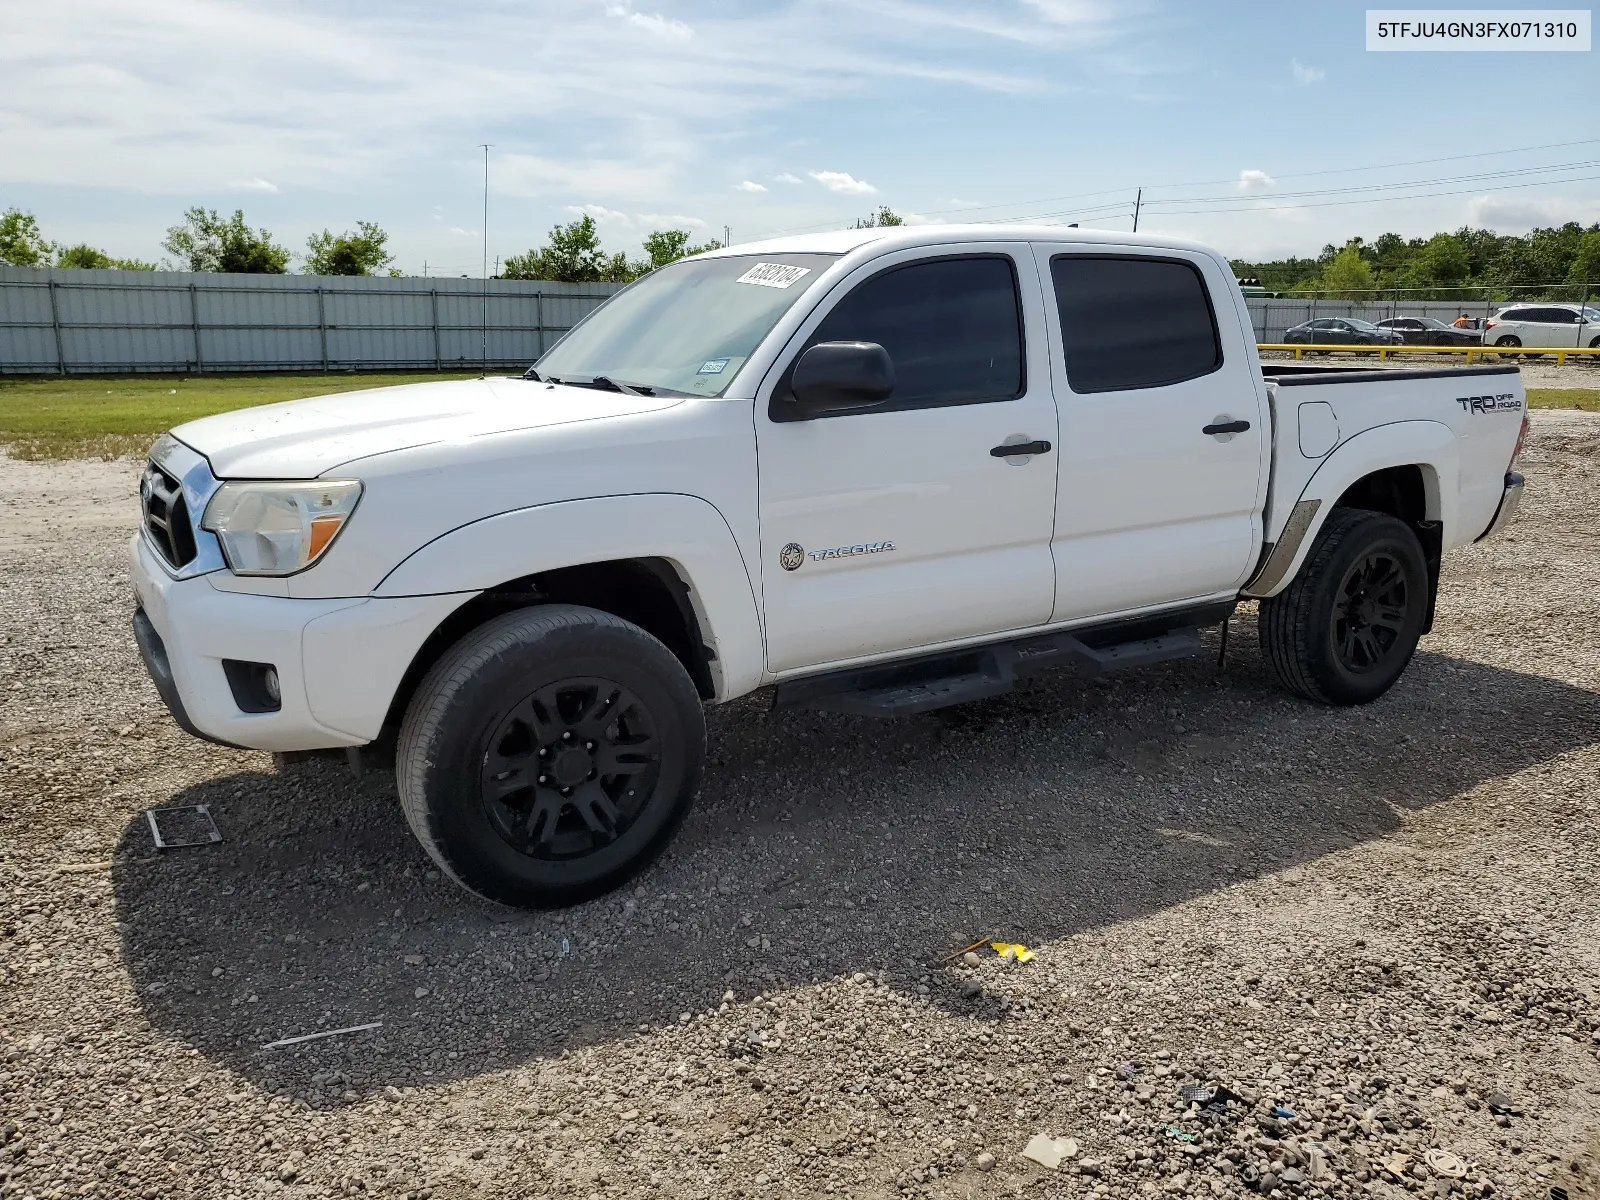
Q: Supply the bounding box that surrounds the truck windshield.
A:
[534,252,839,397]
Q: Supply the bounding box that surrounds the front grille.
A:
[141,461,197,569]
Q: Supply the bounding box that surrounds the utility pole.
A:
[422,260,429,278]
[723,225,731,248]
[1132,188,1142,233]
[480,143,492,370]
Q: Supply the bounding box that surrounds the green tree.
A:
[852,206,904,229]
[502,215,648,283]
[304,221,394,276]
[0,208,52,267]
[1320,241,1376,298]
[1569,230,1600,286]
[162,207,290,273]
[503,215,610,282]
[54,243,156,270]
[639,229,722,272]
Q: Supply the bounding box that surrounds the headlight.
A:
[201,480,362,576]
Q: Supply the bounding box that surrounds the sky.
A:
[2,0,1597,274]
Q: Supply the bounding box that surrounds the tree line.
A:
[1231,223,1600,300]
[0,206,724,281]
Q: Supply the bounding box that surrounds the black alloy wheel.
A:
[1259,508,1429,706]
[480,677,661,860]
[1330,552,1409,674]
[397,604,705,908]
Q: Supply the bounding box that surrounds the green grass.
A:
[0,371,483,460]
[1527,388,1600,412]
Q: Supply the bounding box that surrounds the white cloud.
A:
[1236,169,1274,191]
[772,173,803,184]
[733,180,768,193]
[899,211,944,225]
[497,154,675,201]
[566,204,633,225]
[1291,58,1325,85]
[564,205,708,230]
[448,226,478,238]
[1466,194,1592,230]
[639,211,708,229]
[811,170,877,195]
[942,197,985,209]
[229,177,279,193]
[604,2,693,41]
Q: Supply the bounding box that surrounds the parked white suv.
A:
[1483,302,1600,353]
[129,225,1529,908]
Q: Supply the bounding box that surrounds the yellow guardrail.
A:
[1259,342,1600,365]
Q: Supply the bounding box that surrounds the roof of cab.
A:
[697,223,1222,260]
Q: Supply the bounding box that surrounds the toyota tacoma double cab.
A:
[129,225,1529,907]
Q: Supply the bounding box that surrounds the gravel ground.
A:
[2,412,1599,1200]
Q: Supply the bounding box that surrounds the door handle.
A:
[990,439,1052,457]
[1202,420,1251,436]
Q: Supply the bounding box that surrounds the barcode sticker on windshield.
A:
[736,262,812,289]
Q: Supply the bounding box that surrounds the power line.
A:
[1145,159,1600,208]
[1151,172,1600,217]
[751,136,1600,239]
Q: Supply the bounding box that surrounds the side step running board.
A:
[774,625,1205,718]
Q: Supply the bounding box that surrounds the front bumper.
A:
[1476,472,1525,541]
[129,534,470,752]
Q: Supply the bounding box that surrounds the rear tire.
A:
[1259,509,1429,706]
[1495,334,1522,360]
[397,604,705,908]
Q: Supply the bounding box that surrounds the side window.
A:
[804,256,1023,410]
[1051,256,1221,393]
[1547,308,1577,324]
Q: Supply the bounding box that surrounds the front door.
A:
[1037,246,1268,623]
[756,246,1059,674]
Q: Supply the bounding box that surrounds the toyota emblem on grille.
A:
[779,543,804,571]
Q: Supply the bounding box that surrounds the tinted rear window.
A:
[1051,256,1221,393]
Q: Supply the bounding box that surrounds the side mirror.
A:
[789,341,894,415]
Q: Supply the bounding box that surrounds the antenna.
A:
[480,143,492,370]
[1132,187,1142,233]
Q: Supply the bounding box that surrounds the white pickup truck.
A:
[129,225,1528,907]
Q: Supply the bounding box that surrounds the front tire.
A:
[1259,509,1429,706]
[397,605,706,908]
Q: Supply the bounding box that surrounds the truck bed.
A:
[1257,362,1524,554]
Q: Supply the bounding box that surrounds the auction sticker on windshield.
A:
[736,262,813,289]
[684,356,747,393]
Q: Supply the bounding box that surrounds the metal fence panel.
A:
[0,266,623,375]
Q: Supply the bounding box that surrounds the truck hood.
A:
[173,377,684,478]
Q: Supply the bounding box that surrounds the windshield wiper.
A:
[550,375,654,396]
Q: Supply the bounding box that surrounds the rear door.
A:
[1036,246,1268,622]
[1538,307,1581,348]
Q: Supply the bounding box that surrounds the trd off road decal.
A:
[1456,393,1523,413]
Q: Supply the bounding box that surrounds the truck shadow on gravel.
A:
[110,638,1600,1101]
